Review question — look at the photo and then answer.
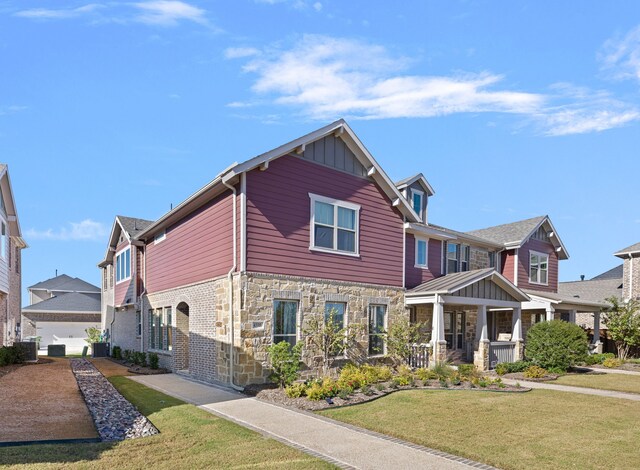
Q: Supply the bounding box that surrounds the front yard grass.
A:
[319,389,640,470]
[0,376,333,469]
[553,372,640,394]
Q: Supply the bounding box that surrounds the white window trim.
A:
[115,247,132,284]
[154,230,166,245]
[411,188,424,220]
[309,193,361,257]
[529,250,549,286]
[414,237,429,269]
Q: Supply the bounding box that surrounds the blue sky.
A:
[1,0,639,300]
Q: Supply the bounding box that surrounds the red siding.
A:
[146,191,234,293]
[405,235,442,288]
[517,238,559,293]
[246,155,404,286]
[115,240,134,306]
[501,249,516,284]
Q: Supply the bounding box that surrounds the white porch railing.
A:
[489,341,515,369]
[407,343,430,369]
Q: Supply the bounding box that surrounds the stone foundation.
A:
[474,339,490,371]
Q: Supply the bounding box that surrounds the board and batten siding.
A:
[114,240,135,306]
[405,234,441,289]
[145,191,234,293]
[245,155,405,287]
[0,212,9,294]
[517,238,559,293]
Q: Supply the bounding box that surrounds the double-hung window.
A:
[273,300,298,347]
[447,243,460,273]
[325,302,347,356]
[411,189,424,220]
[0,222,6,259]
[368,304,387,355]
[310,194,360,255]
[136,311,142,337]
[460,245,470,272]
[415,237,428,268]
[115,247,131,283]
[149,307,173,351]
[529,251,549,285]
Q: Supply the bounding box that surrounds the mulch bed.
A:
[0,358,53,380]
[106,358,169,375]
[247,380,531,412]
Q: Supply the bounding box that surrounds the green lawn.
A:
[0,377,333,469]
[319,389,640,470]
[553,373,640,394]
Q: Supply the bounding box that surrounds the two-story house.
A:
[99,120,599,386]
[0,164,26,347]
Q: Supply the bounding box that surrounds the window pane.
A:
[530,254,538,267]
[376,306,385,331]
[325,302,345,327]
[273,336,297,348]
[314,225,334,249]
[337,229,355,252]
[125,249,131,279]
[315,201,334,225]
[412,192,421,213]
[274,300,297,336]
[337,206,355,230]
[530,266,539,282]
[540,269,548,284]
[116,255,120,282]
[417,240,426,265]
[447,243,459,258]
[166,307,172,350]
[448,259,458,274]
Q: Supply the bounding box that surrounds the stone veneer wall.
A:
[623,256,640,301]
[470,247,491,271]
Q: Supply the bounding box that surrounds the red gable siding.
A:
[245,155,404,287]
[517,238,559,293]
[500,249,516,284]
[145,191,234,293]
[405,235,442,289]
[115,240,134,306]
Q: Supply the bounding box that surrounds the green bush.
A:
[526,320,589,371]
[375,383,385,392]
[267,341,303,388]
[392,375,411,387]
[495,360,531,375]
[0,346,23,367]
[456,364,477,380]
[415,367,437,381]
[431,362,455,380]
[523,365,547,378]
[122,349,132,362]
[361,364,392,383]
[338,388,351,400]
[112,346,122,360]
[338,363,368,390]
[148,352,159,370]
[585,353,615,365]
[305,378,339,400]
[602,357,623,368]
[285,382,307,398]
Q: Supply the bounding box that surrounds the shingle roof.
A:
[425,223,504,248]
[591,264,623,281]
[22,292,101,313]
[28,274,99,292]
[557,278,623,305]
[466,216,547,246]
[614,242,640,256]
[117,215,154,238]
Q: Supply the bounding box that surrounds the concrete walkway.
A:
[129,374,493,470]
[594,367,640,376]
[502,378,640,401]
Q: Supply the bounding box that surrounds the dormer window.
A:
[529,251,549,285]
[116,247,131,283]
[411,189,424,220]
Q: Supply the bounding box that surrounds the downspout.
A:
[223,177,244,391]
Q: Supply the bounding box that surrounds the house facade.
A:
[0,164,26,347]
[99,120,600,386]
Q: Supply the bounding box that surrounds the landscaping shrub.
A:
[585,353,615,365]
[338,388,351,400]
[112,346,122,360]
[456,364,477,380]
[415,367,437,381]
[375,383,385,392]
[267,341,303,388]
[305,378,339,400]
[123,349,132,362]
[285,382,307,398]
[523,365,547,379]
[361,364,392,383]
[431,362,454,380]
[602,357,623,369]
[0,346,23,367]
[338,363,367,390]
[526,320,588,371]
[495,360,531,375]
[148,352,159,370]
[392,375,411,387]
[132,351,147,367]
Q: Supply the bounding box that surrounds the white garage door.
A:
[37,321,101,353]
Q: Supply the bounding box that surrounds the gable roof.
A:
[28,274,99,293]
[22,292,101,313]
[118,216,154,238]
[466,215,569,260]
[395,173,435,197]
[136,119,422,240]
[591,264,623,281]
[614,242,640,257]
[0,164,26,248]
[558,278,622,305]
[406,267,530,302]
[99,215,154,267]
[525,288,610,309]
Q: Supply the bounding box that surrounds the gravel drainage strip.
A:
[71,359,159,442]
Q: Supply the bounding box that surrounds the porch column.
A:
[545,305,555,322]
[568,309,577,324]
[431,296,447,365]
[473,305,490,371]
[511,307,524,361]
[593,311,603,353]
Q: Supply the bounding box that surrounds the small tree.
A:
[385,318,428,367]
[603,297,640,360]
[267,341,303,388]
[85,327,101,345]
[303,308,364,376]
[526,320,589,371]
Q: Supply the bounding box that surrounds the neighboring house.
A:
[98,120,596,386]
[0,164,27,347]
[21,274,101,352]
[614,242,640,301]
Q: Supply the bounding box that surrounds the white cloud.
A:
[0,105,28,116]
[599,24,640,83]
[224,47,260,59]
[133,1,207,26]
[313,2,322,12]
[231,35,640,136]
[26,219,108,241]
[14,4,104,19]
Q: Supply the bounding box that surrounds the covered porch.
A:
[406,268,531,371]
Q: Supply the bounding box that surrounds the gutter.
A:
[222,176,244,392]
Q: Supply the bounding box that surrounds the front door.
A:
[444,311,465,350]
